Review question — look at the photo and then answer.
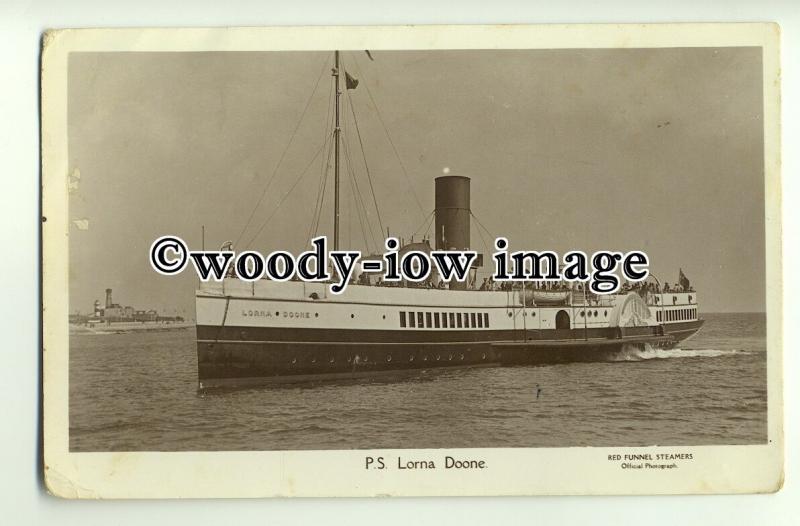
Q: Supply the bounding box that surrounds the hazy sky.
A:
[68,48,764,316]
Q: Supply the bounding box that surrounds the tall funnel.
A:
[105,288,113,308]
[435,176,470,289]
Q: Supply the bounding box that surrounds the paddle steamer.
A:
[195,52,703,388]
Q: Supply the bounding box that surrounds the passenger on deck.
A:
[479,277,490,291]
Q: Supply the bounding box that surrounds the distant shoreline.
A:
[69,322,194,335]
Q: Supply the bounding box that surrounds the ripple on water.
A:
[69,314,768,451]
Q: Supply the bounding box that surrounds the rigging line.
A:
[234,53,331,248]
[306,130,333,242]
[410,209,435,240]
[423,210,436,239]
[243,138,329,250]
[311,138,333,239]
[344,86,386,238]
[314,140,333,237]
[312,115,337,239]
[470,210,498,244]
[341,126,377,252]
[344,144,372,252]
[314,95,338,238]
[472,214,491,261]
[412,209,435,240]
[341,103,381,251]
[307,88,336,242]
[340,59,381,250]
[349,52,426,219]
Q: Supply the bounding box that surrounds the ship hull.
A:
[195,320,704,388]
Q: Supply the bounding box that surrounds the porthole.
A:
[291,357,297,364]
[481,353,487,360]
[311,357,316,364]
[314,312,319,318]
[409,355,415,362]
[448,353,453,361]
[275,311,280,316]
[423,355,428,361]
[604,310,608,317]
[350,314,355,319]
[329,356,334,363]
[347,356,352,363]
[508,312,512,317]
[460,353,465,360]
[580,311,585,317]
[594,310,598,317]
[386,354,392,362]
[382,314,386,319]
[435,354,441,361]
[532,312,536,317]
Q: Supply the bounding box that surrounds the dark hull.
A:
[195,319,704,388]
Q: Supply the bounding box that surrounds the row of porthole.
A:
[505,310,609,318]
[289,352,487,365]
[579,310,608,318]
[264,312,395,320]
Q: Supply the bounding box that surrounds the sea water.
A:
[69,313,767,451]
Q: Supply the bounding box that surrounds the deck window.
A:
[400,311,407,328]
[477,313,483,328]
[426,312,432,328]
[434,312,440,328]
[409,311,416,328]
[417,312,424,328]
[471,313,477,327]
[463,313,470,328]
[456,313,463,328]
[442,312,449,328]
[484,313,490,328]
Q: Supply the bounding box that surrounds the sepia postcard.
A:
[42,24,783,498]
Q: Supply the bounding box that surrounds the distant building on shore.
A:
[69,288,184,325]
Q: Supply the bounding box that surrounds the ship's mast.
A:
[333,51,341,251]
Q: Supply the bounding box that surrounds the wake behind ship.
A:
[194,51,704,389]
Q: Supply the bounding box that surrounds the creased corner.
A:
[44,464,99,499]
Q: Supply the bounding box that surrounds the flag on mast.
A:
[679,268,690,290]
[345,71,359,90]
